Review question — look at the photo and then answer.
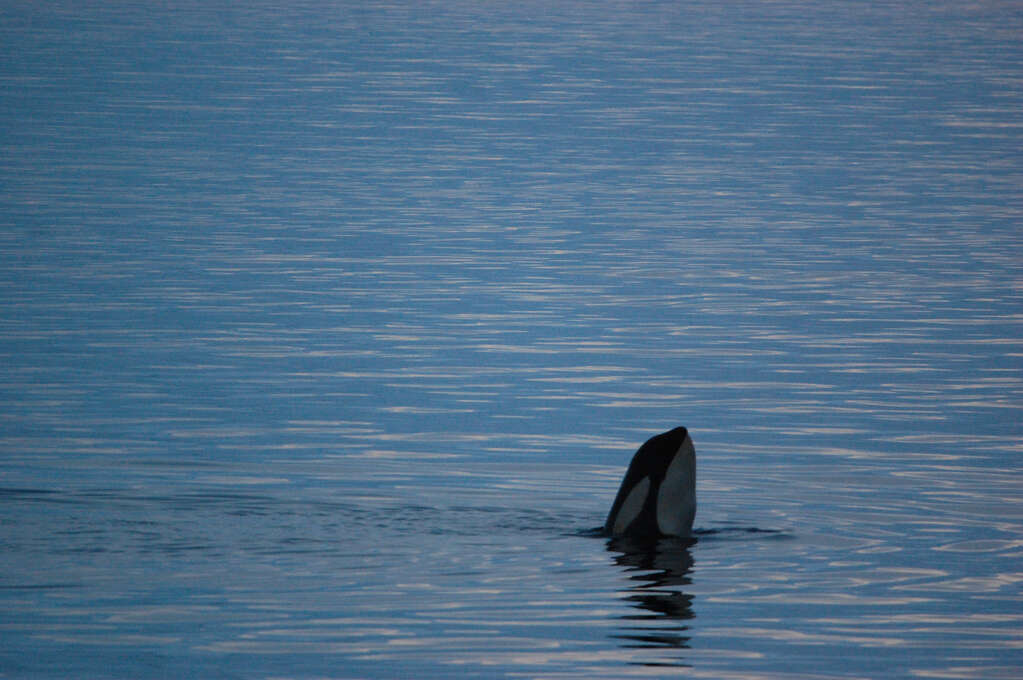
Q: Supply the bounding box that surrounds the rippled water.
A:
[2,1,1022,678]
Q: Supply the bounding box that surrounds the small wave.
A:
[576,526,788,541]
[693,527,789,540]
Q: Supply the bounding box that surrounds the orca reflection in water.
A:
[605,427,696,538]
[607,535,695,653]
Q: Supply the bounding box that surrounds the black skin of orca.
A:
[603,426,689,539]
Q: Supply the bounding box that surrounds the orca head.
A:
[604,427,696,538]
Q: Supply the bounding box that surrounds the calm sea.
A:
[2,1,1022,678]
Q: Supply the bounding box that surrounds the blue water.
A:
[2,1,1022,678]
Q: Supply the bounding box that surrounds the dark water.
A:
[2,1,1022,678]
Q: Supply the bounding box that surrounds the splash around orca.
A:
[604,427,696,539]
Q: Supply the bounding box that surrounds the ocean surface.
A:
[2,1,1022,678]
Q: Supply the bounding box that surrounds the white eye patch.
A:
[612,476,650,535]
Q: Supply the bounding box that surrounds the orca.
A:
[604,427,696,538]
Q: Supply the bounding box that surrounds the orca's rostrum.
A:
[604,427,696,538]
